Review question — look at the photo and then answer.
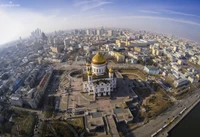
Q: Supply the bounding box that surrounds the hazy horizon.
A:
[1,0,200,45]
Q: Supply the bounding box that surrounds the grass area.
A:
[119,69,147,80]
[141,90,173,120]
[41,121,74,137]
[67,117,85,133]
[123,74,140,80]
[12,113,35,137]
[44,107,54,118]
[0,110,36,137]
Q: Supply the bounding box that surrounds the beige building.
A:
[50,45,64,53]
[110,51,125,62]
[86,112,105,132]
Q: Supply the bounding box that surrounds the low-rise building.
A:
[113,108,133,124]
[86,112,105,132]
[21,88,41,109]
[50,45,64,53]
[173,78,189,88]
[37,68,53,95]
[110,51,125,62]
[144,66,159,75]
[10,94,23,107]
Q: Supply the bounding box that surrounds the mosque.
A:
[82,52,117,99]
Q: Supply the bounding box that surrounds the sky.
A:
[0,0,200,45]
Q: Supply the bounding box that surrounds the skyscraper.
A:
[108,30,113,37]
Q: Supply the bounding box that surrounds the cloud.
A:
[163,10,200,18]
[139,10,161,14]
[120,15,200,26]
[74,0,112,11]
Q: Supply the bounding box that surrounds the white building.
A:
[144,66,159,75]
[83,52,117,99]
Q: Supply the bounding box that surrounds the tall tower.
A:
[87,70,92,84]
[109,68,114,78]
[86,62,91,71]
[109,68,114,92]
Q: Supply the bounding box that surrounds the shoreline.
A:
[166,95,200,136]
[151,94,200,137]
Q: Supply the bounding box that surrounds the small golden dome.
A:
[87,70,92,75]
[92,52,106,64]
[109,68,114,73]
[86,62,91,66]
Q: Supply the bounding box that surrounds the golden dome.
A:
[86,62,91,66]
[109,68,114,73]
[92,52,106,64]
[87,70,92,75]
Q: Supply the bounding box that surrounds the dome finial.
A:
[109,68,113,73]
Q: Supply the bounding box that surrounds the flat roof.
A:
[92,112,102,118]
[114,52,123,57]
[86,112,104,130]
[113,108,133,123]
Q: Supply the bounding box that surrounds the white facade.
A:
[91,63,106,76]
[83,55,117,99]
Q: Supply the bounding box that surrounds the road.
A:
[127,88,200,137]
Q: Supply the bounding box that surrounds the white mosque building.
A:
[82,52,117,99]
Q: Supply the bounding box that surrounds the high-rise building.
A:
[108,30,113,36]
[96,29,104,36]
[96,29,100,35]
[86,29,90,35]
[74,29,79,35]
[31,28,42,38]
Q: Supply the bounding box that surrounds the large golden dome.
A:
[92,52,106,64]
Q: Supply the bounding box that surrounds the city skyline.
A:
[1,0,200,45]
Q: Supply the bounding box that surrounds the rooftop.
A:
[86,112,104,131]
[113,108,133,123]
